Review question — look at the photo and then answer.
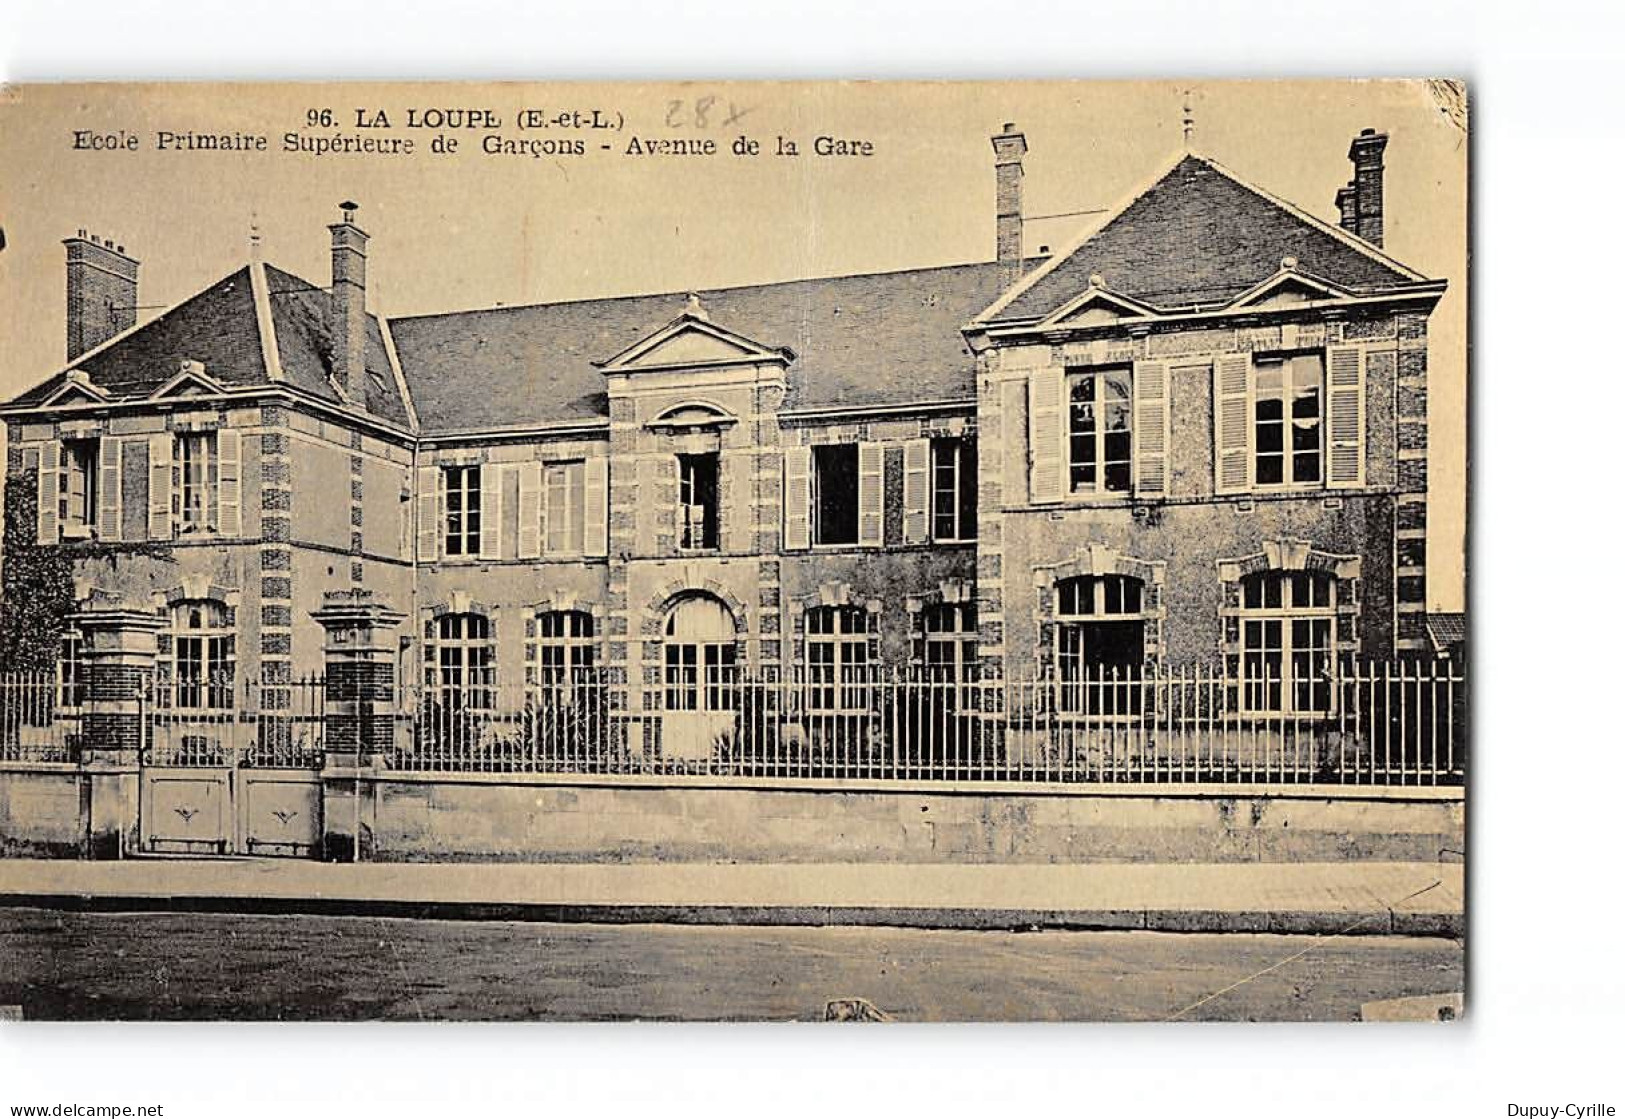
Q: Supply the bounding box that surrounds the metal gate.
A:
[140,676,325,857]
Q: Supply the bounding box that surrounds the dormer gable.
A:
[1228,262,1355,310]
[150,359,226,400]
[596,295,794,374]
[41,369,111,407]
[1036,279,1158,330]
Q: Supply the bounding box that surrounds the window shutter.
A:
[216,430,241,537]
[902,438,930,544]
[858,441,885,547]
[517,462,542,558]
[583,456,609,556]
[1001,379,1026,508]
[415,465,439,562]
[1132,360,1171,497]
[37,440,60,544]
[1027,365,1064,503]
[479,465,502,560]
[1213,354,1251,494]
[1326,345,1366,487]
[98,437,123,541]
[147,434,173,540]
[782,445,812,551]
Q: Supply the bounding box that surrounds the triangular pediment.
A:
[1040,285,1158,329]
[1228,267,1353,310]
[151,360,226,400]
[42,373,110,407]
[597,306,792,373]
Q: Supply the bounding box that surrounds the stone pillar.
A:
[310,589,405,862]
[71,604,164,859]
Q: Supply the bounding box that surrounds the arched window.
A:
[664,596,737,712]
[169,599,235,710]
[424,612,494,711]
[1054,574,1146,714]
[534,610,595,690]
[805,604,872,713]
[1240,570,1336,713]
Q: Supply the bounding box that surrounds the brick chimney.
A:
[63,232,139,361]
[1335,181,1359,234]
[991,122,1028,287]
[1345,128,1389,248]
[328,201,369,407]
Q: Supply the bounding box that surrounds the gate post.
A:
[311,589,405,862]
[71,603,165,859]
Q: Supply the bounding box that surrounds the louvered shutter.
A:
[1001,380,1026,508]
[216,430,241,537]
[782,445,812,551]
[583,456,609,556]
[858,442,885,547]
[1132,360,1171,497]
[517,462,542,558]
[416,464,440,562]
[478,464,502,560]
[902,438,930,543]
[1027,365,1065,503]
[1213,354,1252,494]
[98,438,122,541]
[37,440,60,544]
[147,434,173,539]
[1326,346,1366,487]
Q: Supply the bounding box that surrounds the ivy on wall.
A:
[0,464,74,670]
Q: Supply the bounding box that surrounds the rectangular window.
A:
[1068,368,1133,495]
[175,432,217,533]
[677,453,720,550]
[61,439,98,534]
[931,438,978,542]
[544,461,586,554]
[58,629,87,709]
[1240,572,1336,714]
[812,444,860,545]
[443,465,481,557]
[1254,353,1323,487]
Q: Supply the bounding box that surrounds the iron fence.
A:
[144,673,326,768]
[386,660,1465,787]
[0,671,81,763]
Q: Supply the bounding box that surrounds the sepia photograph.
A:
[0,78,1469,1025]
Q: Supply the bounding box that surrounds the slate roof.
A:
[986,155,1427,324]
[10,263,412,428]
[1425,612,1468,654]
[390,262,1011,435]
[9,150,1439,437]
[13,267,267,404]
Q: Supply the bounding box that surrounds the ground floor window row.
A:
[54,570,1360,719]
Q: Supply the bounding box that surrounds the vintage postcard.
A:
[0,79,1467,1022]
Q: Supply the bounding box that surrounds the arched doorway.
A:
[662,594,738,761]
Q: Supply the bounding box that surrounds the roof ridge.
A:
[389,258,1010,325]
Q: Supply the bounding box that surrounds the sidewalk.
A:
[0,858,1463,937]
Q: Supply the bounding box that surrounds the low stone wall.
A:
[363,773,1464,864]
[0,765,87,857]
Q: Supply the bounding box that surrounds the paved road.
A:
[0,907,1462,1022]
